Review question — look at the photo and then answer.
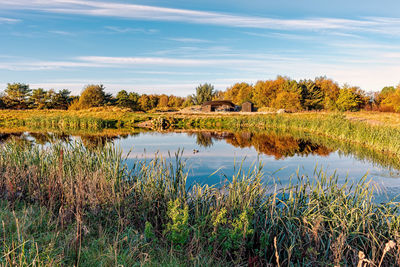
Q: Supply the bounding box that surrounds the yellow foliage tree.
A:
[224,82,253,104]
[271,91,302,111]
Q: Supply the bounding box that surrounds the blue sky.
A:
[1,0,400,96]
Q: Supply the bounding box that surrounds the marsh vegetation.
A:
[2,109,400,265]
[1,141,400,266]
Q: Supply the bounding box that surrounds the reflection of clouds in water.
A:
[3,130,400,189]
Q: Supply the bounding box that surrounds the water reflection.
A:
[0,130,333,160]
[189,131,332,159]
[1,129,400,180]
[0,131,135,149]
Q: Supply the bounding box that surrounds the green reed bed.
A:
[0,108,152,131]
[169,113,400,156]
[1,142,400,266]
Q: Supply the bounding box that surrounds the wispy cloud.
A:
[243,31,312,40]
[104,26,158,34]
[0,54,307,72]
[1,53,399,93]
[0,17,21,24]
[49,30,75,36]
[167,38,212,43]
[150,46,233,57]
[3,0,400,35]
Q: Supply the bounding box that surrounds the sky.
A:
[0,0,400,96]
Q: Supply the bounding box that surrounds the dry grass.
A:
[1,141,400,266]
[345,111,400,128]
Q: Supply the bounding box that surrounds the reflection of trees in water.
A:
[192,131,332,159]
[28,132,73,145]
[52,133,72,143]
[0,132,32,147]
[79,135,119,149]
[79,134,131,149]
[0,131,133,149]
[29,132,53,145]
[228,132,332,159]
[0,132,24,144]
[195,132,213,148]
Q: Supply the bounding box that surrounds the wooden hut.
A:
[241,101,254,112]
[201,100,235,112]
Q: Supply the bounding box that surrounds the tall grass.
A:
[0,108,151,130]
[1,142,400,266]
[2,109,400,158]
[168,113,400,156]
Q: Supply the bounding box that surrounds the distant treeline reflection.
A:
[188,131,332,159]
[1,129,399,171]
[0,132,133,149]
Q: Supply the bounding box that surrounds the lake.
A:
[2,129,400,198]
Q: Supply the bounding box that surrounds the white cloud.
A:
[76,56,271,66]
[2,0,400,35]
[0,17,21,23]
[104,26,158,34]
[167,38,212,43]
[1,52,399,93]
[49,30,74,36]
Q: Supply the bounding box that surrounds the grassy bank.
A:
[182,128,400,170]
[2,109,400,154]
[2,109,400,168]
[0,107,151,130]
[163,112,400,156]
[1,142,400,266]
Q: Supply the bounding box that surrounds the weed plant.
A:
[1,141,400,266]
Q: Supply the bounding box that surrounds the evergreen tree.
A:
[52,89,72,110]
[3,83,31,109]
[300,80,324,110]
[29,88,47,109]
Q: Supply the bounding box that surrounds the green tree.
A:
[51,89,71,110]
[128,92,140,110]
[116,90,140,110]
[192,83,215,105]
[182,95,194,107]
[3,83,31,109]
[44,89,57,109]
[335,86,363,111]
[148,95,159,110]
[300,80,324,110]
[116,90,130,107]
[29,88,47,109]
[0,93,5,109]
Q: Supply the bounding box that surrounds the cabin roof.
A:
[202,100,235,107]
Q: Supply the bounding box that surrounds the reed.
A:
[1,141,400,266]
[2,109,400,158]
[0,108,151,130]
[167,112,400,156]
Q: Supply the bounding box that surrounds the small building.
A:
[241,101,254,112]
[201,100,235,112]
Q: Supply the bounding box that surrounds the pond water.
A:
[2,129,400,198]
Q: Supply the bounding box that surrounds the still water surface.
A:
[2,130,400,195]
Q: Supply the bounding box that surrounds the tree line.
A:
[1,76,399,112]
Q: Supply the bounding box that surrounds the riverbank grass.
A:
[1,141,400,266]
